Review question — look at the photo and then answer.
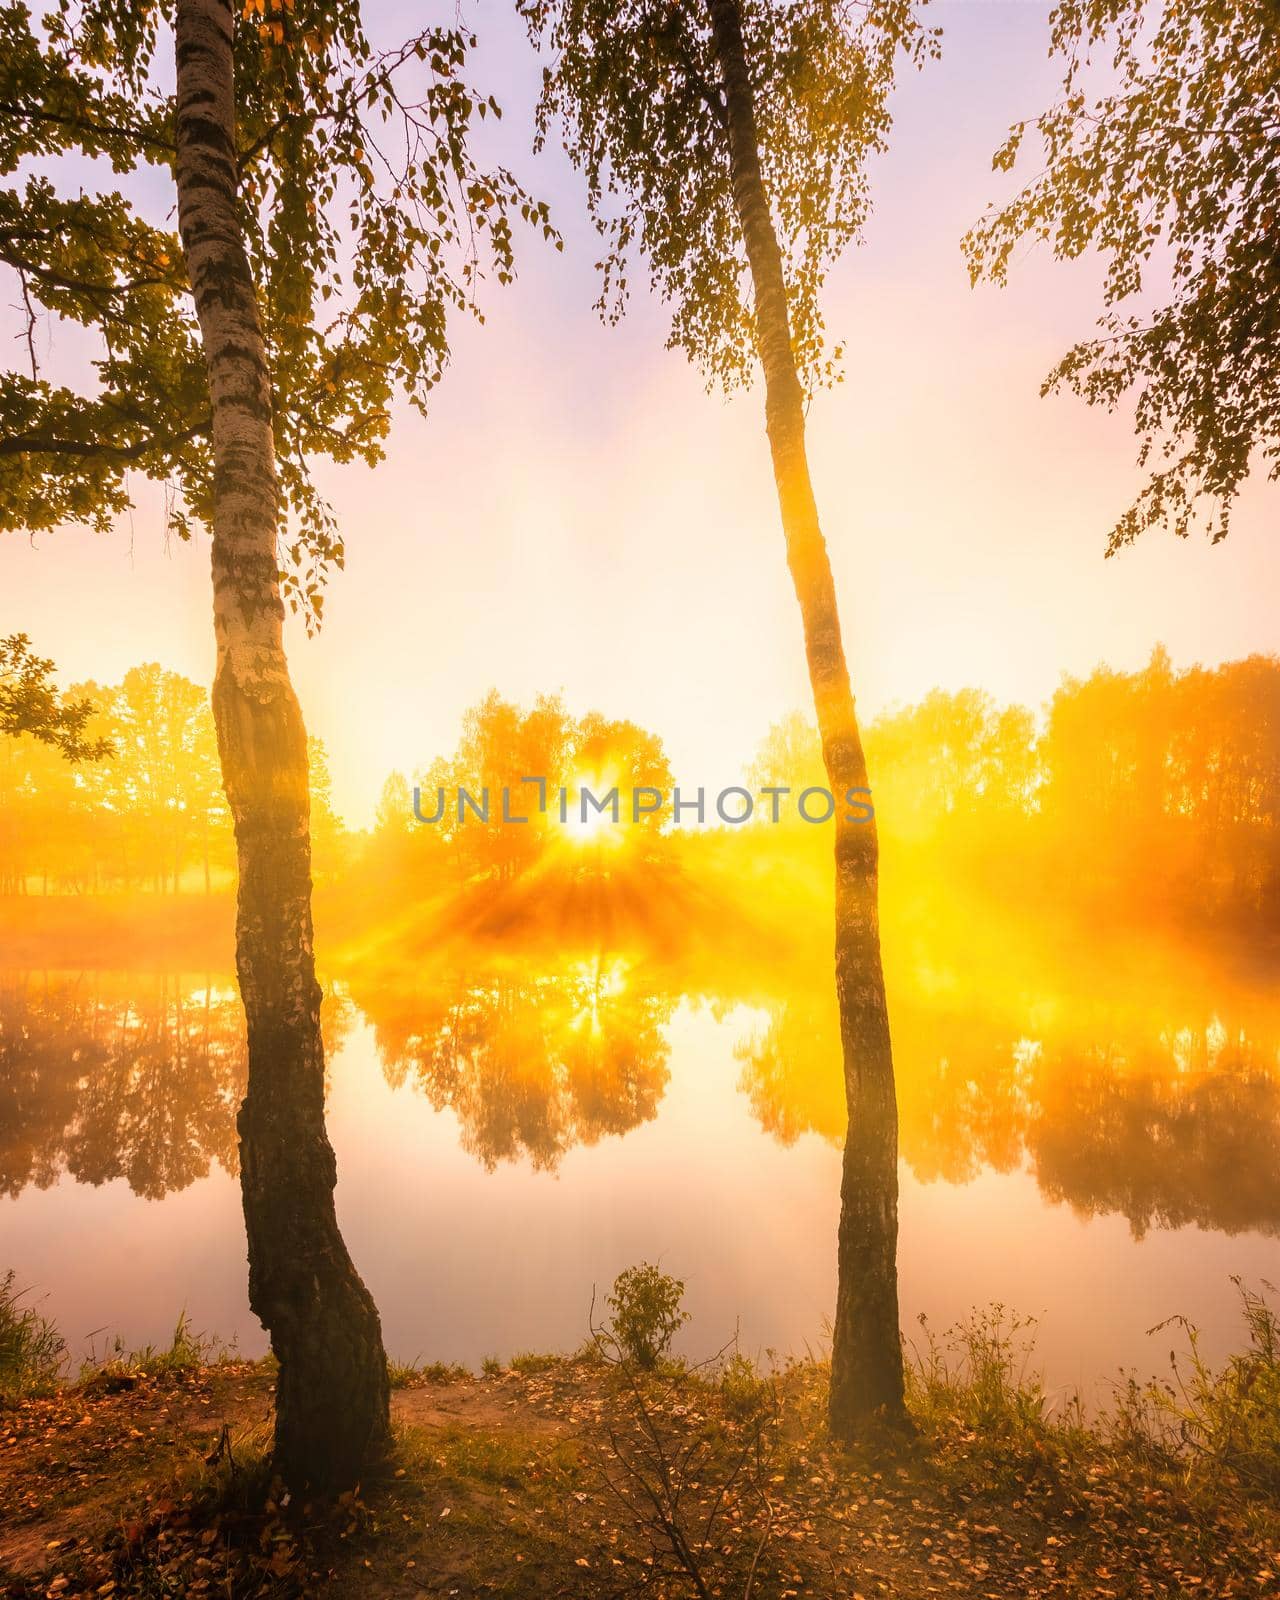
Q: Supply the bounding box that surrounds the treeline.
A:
[861,645,1280,939]
[360,646,1280,951]
[0,665,345,895]
[3,650,1278,948]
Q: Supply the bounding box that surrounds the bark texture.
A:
[173,0,391,1489]
[706,0,906,1436]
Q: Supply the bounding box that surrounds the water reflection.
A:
[3,949,1279,1241]
[1032,1027,1280,1235]
[347,953,674,1169]
[0,974,357,1200]
[0,973,245,1199]
[736,988,1280,1237]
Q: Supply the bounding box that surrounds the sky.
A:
[3,1,1278,825]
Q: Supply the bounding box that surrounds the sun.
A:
[566,804,612,843]
[562,772,626,848]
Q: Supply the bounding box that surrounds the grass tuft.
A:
[387,1355,472,1388]
[904,1281,1280,1506]
[509,1350,564,1375]
[1105,1277,1280,1498]
[80,1310,227,1390]
[0,1270,66,1401]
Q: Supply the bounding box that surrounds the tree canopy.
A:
[964,0,1280,550]
[0,0,555,617]
[0,634,111,762]
[520,0,936,392]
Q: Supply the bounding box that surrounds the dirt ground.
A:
[3,1360,1278,1599]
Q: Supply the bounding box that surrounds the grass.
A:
[903,1304,1067,1449]
[902,1279,1280,1510]
[1112,1276,1280,1498]
[0,1270,66,1401]
[6,1275,1280,1599]
[508,1350,564,1375]
[79,1310,228,1391]
[9,1268,1280,1510]
[386,1355,472,1388]
[400,1415,579,1491]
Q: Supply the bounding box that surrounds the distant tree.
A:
[866,689,1038,834]
[521,0,937,1435]
[0,636,110,763]
[2,0,549,1488]
[0,663,237,894]
[418,691,576,882]
[965,0,1280,549]
[403,692,674,884]
[306,736,348,886]
[106,665,213,892]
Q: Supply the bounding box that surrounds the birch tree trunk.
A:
[706,0,907,1437]
[173,0,391,1489]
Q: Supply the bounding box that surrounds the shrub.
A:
[387,1356,471,1388]
[604,1263,689,1370]
[719,1350,769,1420]
[510,1350,562,1374]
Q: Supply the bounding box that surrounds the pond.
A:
[3,943,1278,1404]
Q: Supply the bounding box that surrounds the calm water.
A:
[3,957,1279,1402]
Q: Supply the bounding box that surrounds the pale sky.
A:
[3,2,1277,824]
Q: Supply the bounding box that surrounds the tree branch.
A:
[0,420,209,461]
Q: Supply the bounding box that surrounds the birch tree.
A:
[520,0,936,1436]
[2,0,550,1487]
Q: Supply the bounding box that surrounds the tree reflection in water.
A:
[351,954,673,1170]
[736,981,1280,1238]
[0,973,246,1199]
[4,943,1279,1240]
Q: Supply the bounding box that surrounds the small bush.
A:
[902,1304,1089,1496]
[575,1335,607,1368]
[604,1263,689,1370]
[425,1359,471,1383]
[904,1286,1280,1504]
[387,1356,420,1389]
[388,1356,471,1388]
[0,1271,65,1400]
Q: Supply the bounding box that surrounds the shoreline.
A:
[3,1295,1279,1599]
